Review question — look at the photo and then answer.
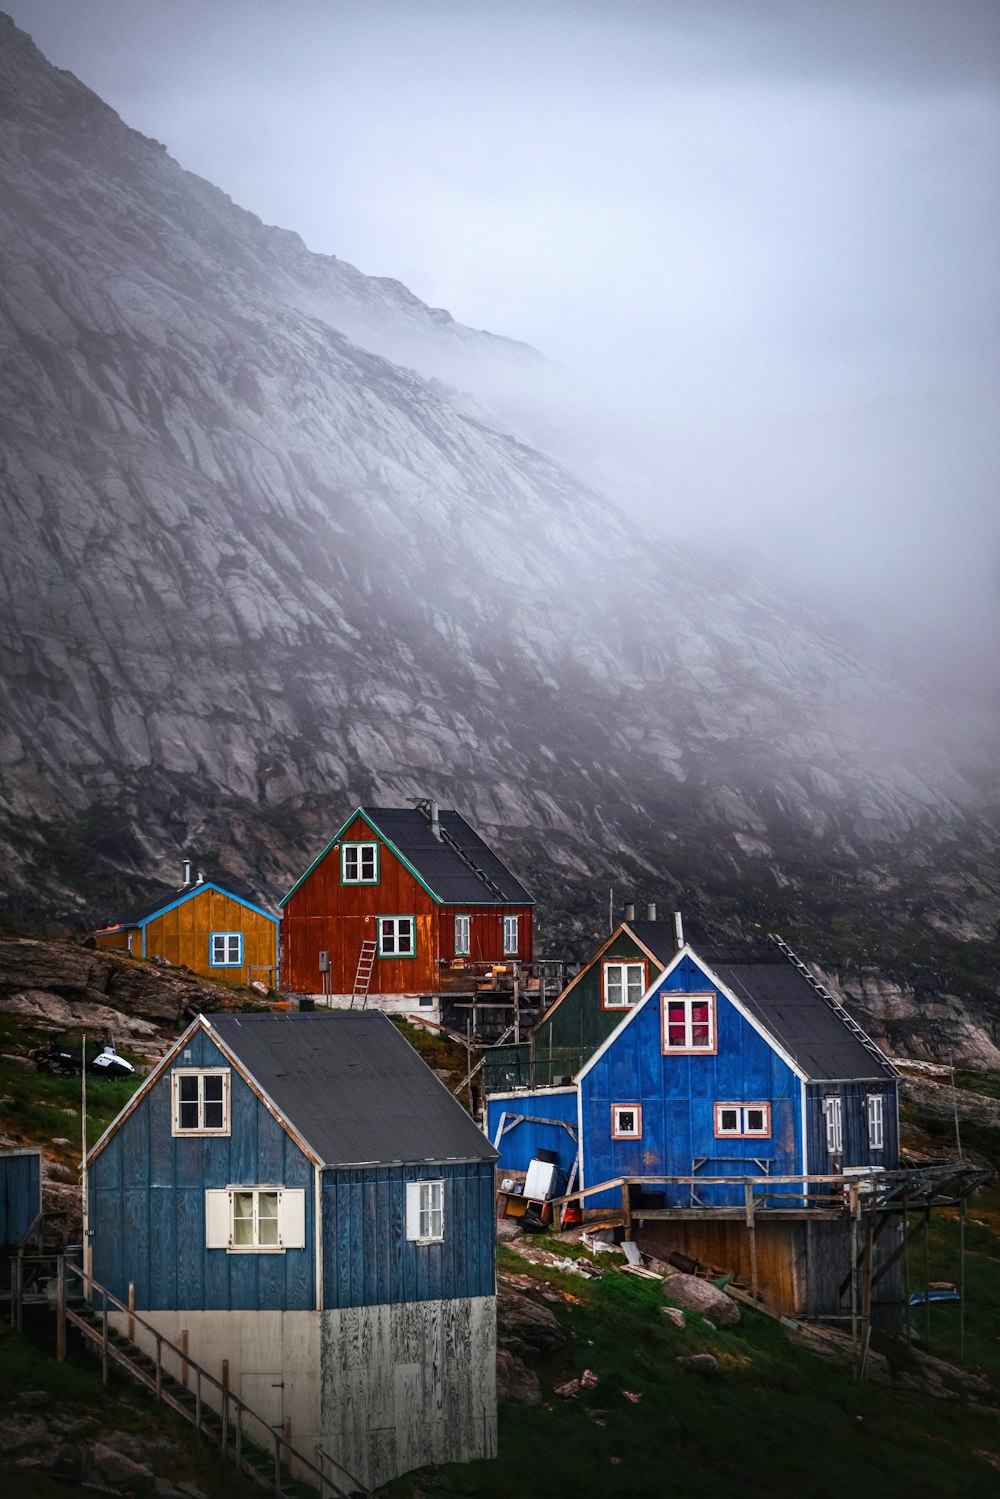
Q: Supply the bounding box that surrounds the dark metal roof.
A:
[209,1011,497,1168]
[102,873,274,929]
[364,806,534,906]
[624,920,681,966]
[708,959,893,1082]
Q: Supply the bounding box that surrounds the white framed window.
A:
[454,914,471,956]
[406,1179,444,1243]
[866,1093,884,1151]
[714,1102,771,1138]
[662,993,716,1053]
[172,1069,230,1136]
[210,931,243,967]
[823,1095,844,1154]
[502,915,519,955]
[603,961,646,1009]
[205,1187,305,1252]
[341,841,379,884]
[612,1104,642,1139]
[378,915,415,957]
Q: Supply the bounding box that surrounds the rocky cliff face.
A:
[0,13,998,1047]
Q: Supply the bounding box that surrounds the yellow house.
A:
[93,862,279,987]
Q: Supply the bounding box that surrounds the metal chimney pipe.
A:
[624,902,635,922]
[672,911,684,952]
[182,859,192,887]
[430,801,441,841]
[646,902,657,922]
[196,869,205,884]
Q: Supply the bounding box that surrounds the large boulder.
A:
[497,1284,567,1352]
[496,1347,542,1405]
[662,1272,740,1328]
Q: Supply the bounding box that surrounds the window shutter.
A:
[405,1180,422,1240]
[205,1190,231,1248]
[278,1189,306,1248]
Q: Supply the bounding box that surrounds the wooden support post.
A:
[180,1328,189,1388]
[101,1293,109,1385]
[128,1282,135,1343]
[744,1181,758,1306]
[923,1208,931,1351]
[235,1402,242,1468]
[14,1249,23,1332]
[221,1360,230,1453]
[901,1199,911,1345]
[274,1430,282,1497]
[56,1253,66,1363]
[513,971,520,1046]
[621,1181,633,1240]
[959,1196,966,1365]
[849,1186,859,1354]
[195,1368,202,1433]
[154,1332,162,1401]
[859,1201,875,1381]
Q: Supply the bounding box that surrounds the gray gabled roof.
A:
[209,1011,497,1168]
[710,959,895,1082]
[361,806,534,906]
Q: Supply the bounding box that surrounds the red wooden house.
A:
[279,803,534,1006]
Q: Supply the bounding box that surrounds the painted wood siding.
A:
[438,905,534,966]
[142,890,277,983]
[93,928,136,954]
[531,932,662,1086]
[321,1160,495,1309]
[281,814,439,994]
[89,1027,315,1312]
[0,1149,42,1248]
[806,1080,900,1179]
[581,955,802,1207]
[486,1089,579,1180]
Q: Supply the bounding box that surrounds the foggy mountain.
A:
[1,13,998,1058]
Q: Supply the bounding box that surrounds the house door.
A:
[240,1371,284,1450]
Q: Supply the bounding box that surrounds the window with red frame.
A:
[662,992,716,1052]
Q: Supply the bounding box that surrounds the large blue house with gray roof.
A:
[88,1009,497,1488]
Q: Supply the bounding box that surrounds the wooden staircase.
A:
[57,1260,373,1498]
[350,941,378,1009]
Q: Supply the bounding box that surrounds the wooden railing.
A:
[56,1260,375,1498]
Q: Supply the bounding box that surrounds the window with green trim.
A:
[341,841,379,883]
[378,915,415,957]
[454,914,471,956]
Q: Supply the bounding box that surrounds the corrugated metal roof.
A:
[103,872,273,929]
[710,960,892,1081]
[209,1011,497,1167]
[364,807,534,906]
[624,920,681,966]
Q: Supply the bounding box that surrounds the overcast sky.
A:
[7,0,1000,679]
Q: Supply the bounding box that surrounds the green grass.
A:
[904,1179,1000,1384]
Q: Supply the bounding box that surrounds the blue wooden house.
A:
[87,1010,497,1489]
[0,1146,42,1250]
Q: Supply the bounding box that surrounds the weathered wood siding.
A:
[0,1147,42,1248]
[281,814,439,994]
[437,904,534,965]
[321,1160,496,1309]
[806,1079,899,1178]
[89,1026,315,1311]
[580,954,802,1207]
[142,888,277,982]
[93,928,136,953]
[486,1088,580,1180]
[320,1296,497,1489]
[530,930,661,1085]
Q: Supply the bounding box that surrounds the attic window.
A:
[341,841,378,884]
[612,1104,642,1139]
[172,1069,230,1136]
[661,993,716,1054]
[714,1102,771,1138]
[406,1179,444,1243]
[603,961,646,1009]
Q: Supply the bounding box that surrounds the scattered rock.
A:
[662,1306,686,1329]
[83,1440,155,1494]
[14,1457,42,1468]
[495,1347,541,1406]
[496,1217,522,1242]
[676,1353,719,1374]
[622,1389,642,1403]
[662,1272,740,1328]
[553,1378,580,1398]
[17,1390,50,1408]
[580,1368,598,1389]
[497,1285,567,1352]
[0,1415,49,1451]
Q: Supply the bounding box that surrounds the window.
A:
[378,915,415,957]
[823,1095,843,1154]
[205,1187,305,1252]
[503,915,519,955]
[341,841,378,884]
[866,1093,884,1151]
[714,1102,771,1138]
[171,1069,230,1136]
[603,961,646,1009]
[210,932,243,967]
[612,1104,642,1139]
[454,914,471,956]
[405,1179,444,1243]
[662,993,716,1054]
